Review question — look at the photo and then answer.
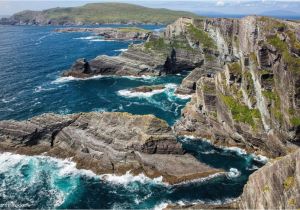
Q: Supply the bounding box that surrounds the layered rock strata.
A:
[0,112,220,184]
[63,18,205,77]
[239,148,300,209]
[55,27,151,40]
[174,16,300,158]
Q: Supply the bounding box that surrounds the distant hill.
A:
[0,3,199,26]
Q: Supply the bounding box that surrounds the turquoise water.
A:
[0,25,266,209]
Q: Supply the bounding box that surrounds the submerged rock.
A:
[130,85,166,93]
[0,112,221,184]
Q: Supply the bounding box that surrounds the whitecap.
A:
[252,154,269,164]
[117,88,165,98]
[223,147,247,156]
[74,36,99,40]
[90,39,116,42]
[122,75,156,81]
[174,93,192,100]
[226,168,241,178]
[99,171,164,186]
[153,202,169,210]
[34,86,55,93]
[114,48,128,52]
[118,83,177,98]
[52,75,104,84]
[1,97,16,103]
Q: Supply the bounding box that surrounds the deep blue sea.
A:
[0,25,266,209]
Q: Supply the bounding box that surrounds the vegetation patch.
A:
[290,117,300,127]
[263,89,283,123]
[259,17,287,32]
[267,35,300,74]
[42,3,199,25]
[284,176,295,190]
[228,62,242,76]
[220,94,261,127]
[250,52,258,66]
[118,27,150,33]
[263,184,270,193]
[144,38,169,51]
[187,24,216,50]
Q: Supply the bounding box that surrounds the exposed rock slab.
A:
[239,149,300,209]
[55,27,151,40]
[0,112,220,184]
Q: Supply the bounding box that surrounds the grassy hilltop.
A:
[4,3,199,25]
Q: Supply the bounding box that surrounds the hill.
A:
[0,3,199,25]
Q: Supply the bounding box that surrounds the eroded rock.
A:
[0,112,221,184]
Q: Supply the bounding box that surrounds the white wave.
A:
[226,168,241,178]
[114,48,128,52]
[34,86,55,93]
[58,108,71,115]
[173,172,225,186]
[174,93,192,100]
[0,152,25,173]
[122,75,156,81]
[252,154,268,164]
[118,83,177,98]
[118,88,165,98]
[154,202,169,210]
[246,165,259,171]
[74,36,99,40]
[90,39,116,42]
[223,147,247,156]
[92,107,108,112]
[100,171,164,186]
[52,75,104,84]
[1,97,16,103]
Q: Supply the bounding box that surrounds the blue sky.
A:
[1,0,300,16]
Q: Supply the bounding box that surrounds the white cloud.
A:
[216,0,225,6]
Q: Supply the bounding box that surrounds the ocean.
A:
[0,25,266,209]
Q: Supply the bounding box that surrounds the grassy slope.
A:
[14,3,199,24]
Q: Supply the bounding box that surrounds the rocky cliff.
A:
[64,16,300,158]
[0,112,221,184]
[173,16,300,158]
[239,148,300,209]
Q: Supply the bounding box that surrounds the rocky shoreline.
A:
[1,15,300,209]
[0,112,222,184]
[55,27,151,41]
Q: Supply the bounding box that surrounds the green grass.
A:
[118,27,150,33]
[187,24,216,50]
[290,117,300,127]
[228,62,242,76]
[284,176,295,190]
[258,17,287,32]
[144,37,195,52]
[144,38,169,51]
[267,35,300,74]
[13,3,199,25]
[220,94,261,127]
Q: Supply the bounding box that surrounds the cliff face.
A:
[239,149,300,209]
[174,16,300,158]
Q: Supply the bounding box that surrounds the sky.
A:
[0,0,300,16]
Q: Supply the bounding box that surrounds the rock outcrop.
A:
[174,16,300,158]
[0,112,221,184]
[55,27,151,41]
[239,148,300,209]
[63,18,204,77]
